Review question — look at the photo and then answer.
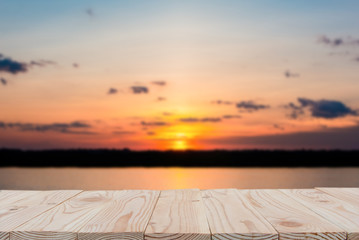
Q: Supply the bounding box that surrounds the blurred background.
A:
[1,0,359,189]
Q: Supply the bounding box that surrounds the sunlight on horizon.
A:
[1,0,359,150]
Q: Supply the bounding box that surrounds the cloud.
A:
[73,63,79,68]
[205,124,359,149]
[273,124,285,130]
[0,55,27,74]
[1,78,7,86]
[151,81,166,86]
[222,115,241,119]
[284,70,300,78]
[86,8,94,17]
[163,112,173,116]
[29,60,56,67]
[284,102,305,119]
[212,100,234,105]
[318,35,344,47]
[178,117,221,123]
[157,97,166,101]
[285,97,358,119]
[131,86,149,94]
[329,51,350,56]
[236,101,270,112]
[0,54,56,75]
[318,35,359,47]
[147,131,156,136]
[140,121,168,126]
[108,88,118,95]
[113,131,136,135]
[0,121,95,134]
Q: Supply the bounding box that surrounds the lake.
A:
[1,167,358,189]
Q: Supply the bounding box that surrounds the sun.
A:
[172,139,188,150]
[153,123,207,150]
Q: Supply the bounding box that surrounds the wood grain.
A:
[1,188,357,240]
[0,190,81,240]
[281,189,359,240]
[10,191,115,240]
[317,188,359,207]
[201,189,278,240]
[145,189,211,240]
[78,190,160,240]
[0,191,41,206]
[239,189,346,240]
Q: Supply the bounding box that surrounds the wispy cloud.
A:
[273,124,285,130]
[285,97,358,119]
[73,63,79,68]
[0,54,56,75]
[211,100,234,105]
[0,78,7,86]
[318,35,359,47]
[178,117,221,123]
[284,102,305,119]
[131,86,149,94]
[236,101,270,112]
[157,97,166,101]
[107,88,118,95]
[0,121,95,134]
[163,112,173,116]
[113,131,136,135]
[151,81,166,86]
[284,70,300,78]
[141,121,168,126]
[222,115,241,119]
[86,8,94,17]
[29,60,56,67]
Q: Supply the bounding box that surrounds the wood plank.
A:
[78,190,160,240]
[281,189,359,240]
[10,191,116,240]
[0,190,81,240]
[0,191,42,206]
[317,188,359,207]
[201,189,278,240]
[239,189,346,240]
[145,189,211,240]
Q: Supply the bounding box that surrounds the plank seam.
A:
[199,190,213,239]
[235,189,281,238]
[280,189,348,239]
[74,191,132,239]
[144,190,162,238]
[8,190,84,240]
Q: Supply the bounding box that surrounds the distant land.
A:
[0,149,359,167]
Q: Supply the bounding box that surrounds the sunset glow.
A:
[1,0,359,150]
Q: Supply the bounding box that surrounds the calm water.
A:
[0,167,358,190]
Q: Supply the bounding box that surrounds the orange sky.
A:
[1,1,359,149]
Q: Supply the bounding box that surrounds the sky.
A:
[1,0,359,150]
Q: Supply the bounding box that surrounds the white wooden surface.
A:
[11,191,114,240]
[145,189,211,240]
[78,190,160,240]
[317,188,359,207]
[0,190,81,240]
[201,189,277,240]
[281,189,359,240]
[0,188,357,240]
[239,189,346,240]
